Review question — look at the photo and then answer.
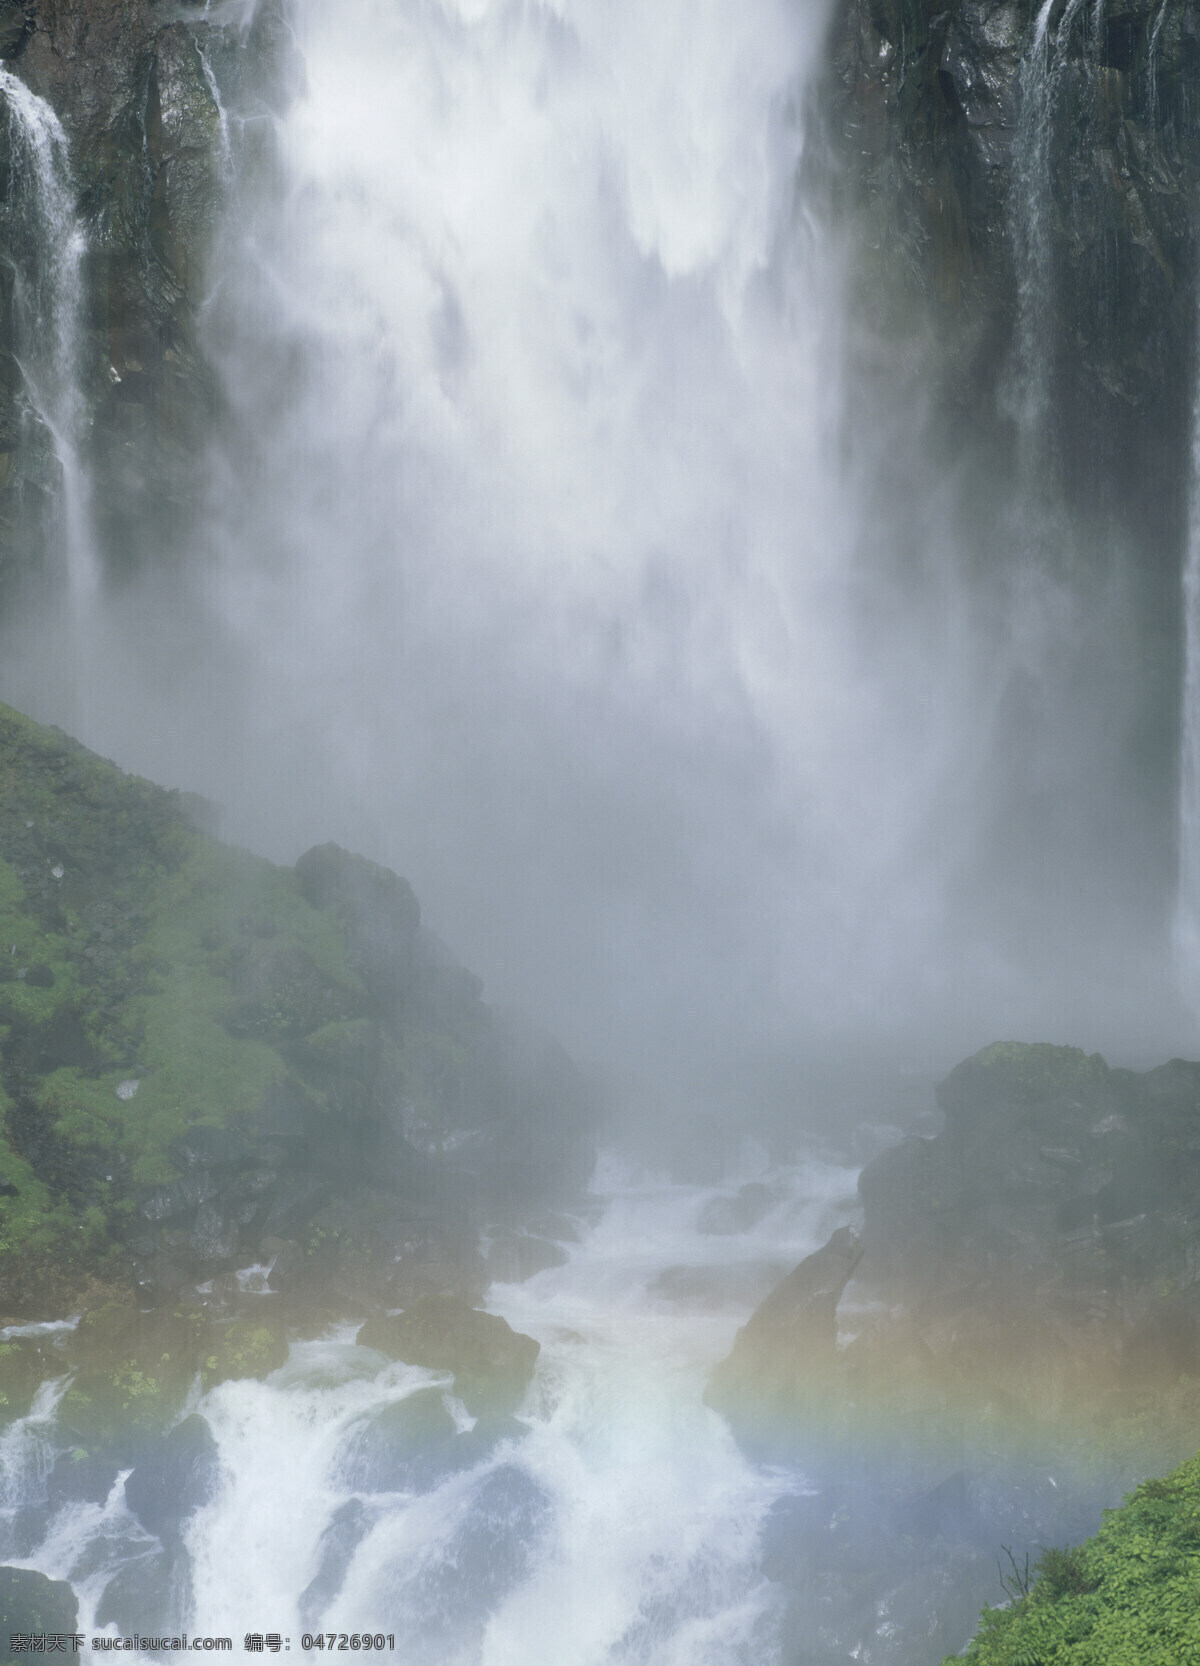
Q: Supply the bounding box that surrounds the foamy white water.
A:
[0,1152,861,1660]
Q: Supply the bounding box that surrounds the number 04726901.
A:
[301,1636,395,1651]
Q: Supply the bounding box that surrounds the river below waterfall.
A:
[0,1149,861,1659]
[0,1141,1148,1663]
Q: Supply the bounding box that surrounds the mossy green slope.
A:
[0,700,370,1305]
[947,1451,1200,1665]
[0,701,594,1315]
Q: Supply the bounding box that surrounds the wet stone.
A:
[299,1499,372,1628]
[95,1547,179,1635]
[47,1445,120,1509]
[124,1414,220,1545]
[0,1566,77,1637]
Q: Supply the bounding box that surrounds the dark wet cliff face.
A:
[824,0,1200,532]
[821,0,1200,927]
[0,0,298,599]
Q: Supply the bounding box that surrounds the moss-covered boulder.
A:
[201,1308,288,1390]
[0,1567,76,1646]
[357,1296,540,1418]
[57,1300,210,1459]
[0,701,596,1314]
[0,1334,65,1423]
[858,1042,1200,1310]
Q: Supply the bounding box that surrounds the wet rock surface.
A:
[123,1412,220,1545]
[704,1224,863,1446]
[707,1041,1200,1665]
[823,0,1200,529]
[0,1564,77,1638]
[0,0,301,591]
[357,1295,540,1419]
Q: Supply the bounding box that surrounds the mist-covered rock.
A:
[0,699,596,1317]
[707,1040,1200,1665]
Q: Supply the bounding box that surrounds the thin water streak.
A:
[0,67,97,609]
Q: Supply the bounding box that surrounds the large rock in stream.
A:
[357,1295,540,1419]
[707,1042,1200,1666]
[857,1042,1200,1396]
[704,1224,862,1455]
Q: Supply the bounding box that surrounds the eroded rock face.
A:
[858,1043,1200,1312]
[0,0,300,595]
[704,1224,863,1452]
[357,1294,541,1419]
[823,0,1200,532]
[709,1042,1200,1471]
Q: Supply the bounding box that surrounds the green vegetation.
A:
[948,1450,1200,1664]
[202,1312,288,1389]
[967,1042,1109,1100]
[58,1301,212,1453]
[0,701,374,1306]
[0,698,595,1319]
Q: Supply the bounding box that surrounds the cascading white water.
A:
[1005,0,1087,467]
[1173,342,1200,1001]
[175,0,1105,1064]
[0,68,96,605]
[1,1155,865,1660]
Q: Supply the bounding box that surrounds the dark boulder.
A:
[298,1499,372,1628]
[95,1548,176,1635]
[383,1464,553,1651]
[857,1043,1200,1312]
[0,1566,76,1642]
[333,1388,458,1494]
[335,1389,527,1497]
[124,1414,220,1544]
[47,1445,120,1509]
[704,1226,863,1450]
[357,1295,540,1419]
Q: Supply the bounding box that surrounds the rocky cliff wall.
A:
[0,0,298,600]
[823,0,1200,542]
[819,0,1200,920]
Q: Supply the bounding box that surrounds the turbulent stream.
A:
[0,1153,863,1659]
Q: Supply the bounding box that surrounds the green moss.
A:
[970,1042,1109,1101]
[947,1448,1200,1664]
[59,1301,211,1452]
[201,1313,288,1389]
[0,702,375,1293]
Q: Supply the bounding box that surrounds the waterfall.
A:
[0,0,1185,1089]
[1005,0,1087,474]
[1174,337,1200,1005]
[0,68,96,605]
